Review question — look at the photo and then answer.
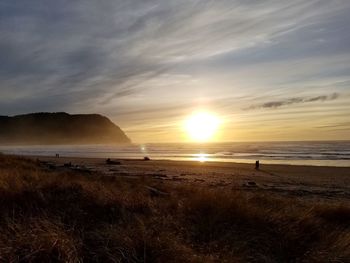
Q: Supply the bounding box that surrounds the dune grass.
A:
[0,154,349,262]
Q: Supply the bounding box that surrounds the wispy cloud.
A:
[316,122,350,129]
[245,93,339,110]
[1,0,350,141]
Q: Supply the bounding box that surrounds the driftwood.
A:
[106,158,121,165]
[145,186,169,197]
[64,162,72,167]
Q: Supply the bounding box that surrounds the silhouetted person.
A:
[255,160,260,170]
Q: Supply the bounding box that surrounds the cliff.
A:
[0,112,131,145]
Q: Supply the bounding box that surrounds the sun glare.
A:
[195,153,209,162]
[185,112,220,142]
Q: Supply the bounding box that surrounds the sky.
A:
[1,0,350,142]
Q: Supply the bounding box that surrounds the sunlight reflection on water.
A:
[0,141,349,167]
[194,153,209,162]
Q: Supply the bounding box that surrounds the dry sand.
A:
[29,156,350,203]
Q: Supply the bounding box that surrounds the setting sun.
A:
[185,112,220,142]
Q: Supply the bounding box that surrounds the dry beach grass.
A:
[0,154,349,262]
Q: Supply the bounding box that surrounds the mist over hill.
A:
[0,112,131,145]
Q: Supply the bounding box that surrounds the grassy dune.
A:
[0,154,349,262]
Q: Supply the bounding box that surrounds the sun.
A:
[185,112,220,142]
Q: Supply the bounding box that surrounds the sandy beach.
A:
[31,156,350,203]
[0,153,348,262]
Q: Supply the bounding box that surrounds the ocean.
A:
[1,141,349,167]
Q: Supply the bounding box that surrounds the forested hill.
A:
[0,112,131,145]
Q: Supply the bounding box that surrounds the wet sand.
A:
[30,156,350,203]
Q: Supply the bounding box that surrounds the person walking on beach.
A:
[255,160,260,170]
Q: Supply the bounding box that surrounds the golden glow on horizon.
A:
[194,153,209,162]
[185,111,220,142]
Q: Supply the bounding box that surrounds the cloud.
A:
[1,1,349,110]
[1,0,350,141]
[316,121,350,129]
[245,93,339,110]
[306,93,338,102]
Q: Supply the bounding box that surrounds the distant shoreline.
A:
[1,140,349,167]
[21,154,350,170]
[1,153,349,168]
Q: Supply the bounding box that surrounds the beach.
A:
[0,153,349,262]
[31,156,350,203]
